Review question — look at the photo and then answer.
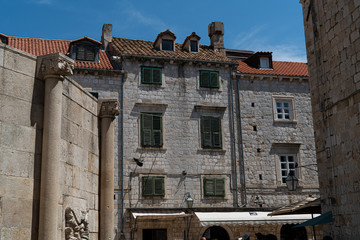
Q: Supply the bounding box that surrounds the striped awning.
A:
[194,212,319,226]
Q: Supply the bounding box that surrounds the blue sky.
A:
[1,0,307,62]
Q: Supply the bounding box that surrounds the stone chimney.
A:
[208,22,225,55]
[101,24,112,51]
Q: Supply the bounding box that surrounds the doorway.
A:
[280,224,307,240]
[202,226,230,240]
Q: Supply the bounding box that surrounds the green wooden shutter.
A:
[152,115,162,147]
[200,71,210,87]
[215,178,225,196]
[141,114,153,147]
[154,177,164,196]
[152,68,162,84]
[142,177,153,196]
[204,178,215,196]
[142,68,152,83]
[210,72,219,88]
[212,117,222,148]
[201,117,212,148]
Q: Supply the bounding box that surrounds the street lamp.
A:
[286,171,299,191]
[185,192,194,209]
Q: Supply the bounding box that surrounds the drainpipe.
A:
[120,74,125,237]
[229,67,239,207]
[236,75,247,206]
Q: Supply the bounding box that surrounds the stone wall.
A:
[300,0,360,238]
[237,76,319,208]
[0,43,100,240]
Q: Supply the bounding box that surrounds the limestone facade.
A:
[0,43,100,240]
[300,0,360,238]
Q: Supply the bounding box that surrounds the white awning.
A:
[132,211,191,220]
[194,212,319,226]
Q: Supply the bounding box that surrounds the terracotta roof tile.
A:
[111,37,234,63]
[5,36,116,70]
[236,60,308,77]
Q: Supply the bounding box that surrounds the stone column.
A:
[36,53,74,240]
[99,100,120,240]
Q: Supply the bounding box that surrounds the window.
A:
[200,71,219,88]
[203,178,225,197]
[276,101,291,120]
[76,44,96,61]
[260,56,270,68]
[190,40,198,52]
[201,116,222,149]
[279,154,297,184]
[142,176,165,196]
[141,113,163,148]
[162,39,173,51]
[273,96,296,122]
[141,67,162,84]
[143,229,167,240]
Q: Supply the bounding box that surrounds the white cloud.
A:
[230,26,307,62]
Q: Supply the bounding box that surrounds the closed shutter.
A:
[76,46,85,60]
[142,177,153,196]
[153,68,162,84]
[142,68,152,83]
[215,178,225,196]
[210,72,219,88]
[85,46,95,61]
[142,114,153,146]
[200,71,210,87]
[154,177,164,196]
[201,117,212,148]
[211,117,222,148]
[204,178,215,196]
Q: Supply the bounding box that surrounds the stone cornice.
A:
[99,99,120,118]
[36,52,74,80]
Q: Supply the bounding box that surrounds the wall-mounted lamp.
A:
[185,192,194,209]
[286,163,318,191]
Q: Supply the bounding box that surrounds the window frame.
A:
[272,96,297,123]
[201,116,222,149]
[140,113,163,148]
[161,39,174,51]
[142,176,165,197]
[203,177,225,197]
[72,42,99,62]
[259,56,270,69]
[141,67,162,85]
[190,40,198,52]
[279,154,297,184]
[199,70,219,88]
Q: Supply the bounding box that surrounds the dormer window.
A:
[182,32,201,53]
[260,57,270,69]
[243,52,273,70]
[190,40,198,52]
[154,30,176,52]
[76,44,96,61]
[162,39,173,51]
[70,37,101,62]
[0,34,8,44]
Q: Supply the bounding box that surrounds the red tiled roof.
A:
[236,60,308,77]
[5,36,116,70]
[111,37,235,63]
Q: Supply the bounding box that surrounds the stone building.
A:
[300,0,360,238]
[0,21,319,240]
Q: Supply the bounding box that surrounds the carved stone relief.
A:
[65,207,89,240]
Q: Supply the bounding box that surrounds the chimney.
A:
[101,24,112,51]
[208,22,225,55]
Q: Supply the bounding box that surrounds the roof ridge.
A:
[8,35,71,42]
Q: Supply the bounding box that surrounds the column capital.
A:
[36,52,74,80]
[99,99,120,118]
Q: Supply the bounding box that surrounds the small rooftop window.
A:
[69,37,101,63]
[76,44,96,61]
[260,57,270,69]
[190,40,198,52]
[162,39,173,51]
